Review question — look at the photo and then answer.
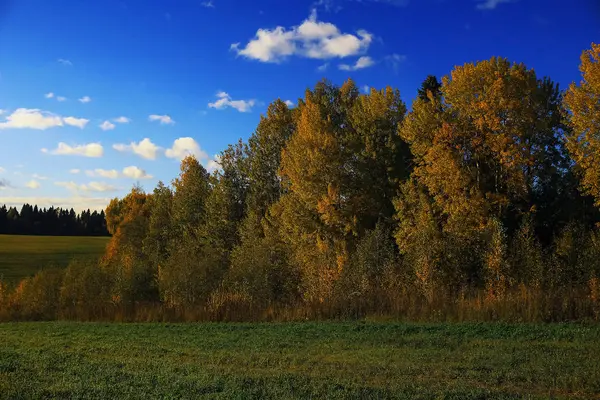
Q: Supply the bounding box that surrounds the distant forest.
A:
[0,204,109,236]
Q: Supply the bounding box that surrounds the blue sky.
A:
[0,0,598,211]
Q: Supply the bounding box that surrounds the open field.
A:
[0,235,109,283]
[0,322,599,399]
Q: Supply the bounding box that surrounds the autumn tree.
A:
[272,79,410,302]
[397,57,570,294]
[564,43,600,207]
[158,156,213,306]
[103,185,154,303]
[229,100,299,304]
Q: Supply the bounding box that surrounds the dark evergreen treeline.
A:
[1,44,600,322]
[0,204,109,236]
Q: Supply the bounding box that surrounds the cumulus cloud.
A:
[284,100,295,107]
[55,181,117,193]
[99,121,116,131]
[42,142,103,158]
[113,116,130,124]
[165,137,208,161]
[339,56,375,71]
[45,92,55,99]
[231,10,373,63]
[476,0,514,9]
[0,109,89,130]
[122,166,153,179]
[1,109,61,130]
[208,91,256,112]
[79,96,92,103]
[85,169,119,179]
[69,169,80,174]
[113,138,160,160]
[57,58,73,66]
[84,167,152,180]
[149,114,175,125]
[362,85,371,94]
[25,180,41,189]
[32,174,49,180]
[56,96,67,102]
[317,63,329,72]
[206,155,222,173]
[63,116,89,128]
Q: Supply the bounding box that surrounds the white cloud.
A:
[45,92,68,102]
[100,121,116,131]
[208,91,256,112]
[79,96,92,103]
[317,63,329,72]
[113,138,160,160]
[232,10,373,63]
[113,116,130,123]
[362,85,370,94]
[84,167,152,180]
[0,108,63,130]
[63,116,89,128]
[201,0,215,7]
[0,110,5,115]
[0,196,110,212]
[339,56,375,71]
[149,114,175,125]
[25,180,41,189]
[165,137,208,161]
[122,166,153,179]
[476,0,514,9]
[0,109,89,130]
[43,142,103,158]
[86,169,119,179]
[32,174,49,180]
[0,167,5,173]
[206,154,222,173]
[57,58,73,66]
[55,181,117,193]
[69,169,80,174]
[284,100,294,107]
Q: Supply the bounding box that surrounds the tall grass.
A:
[1,259,598,323]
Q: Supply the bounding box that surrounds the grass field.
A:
[0,322,599,399]
[0,235,109,283]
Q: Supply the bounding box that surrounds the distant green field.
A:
[0,235,109,283]
[0,322,599,399]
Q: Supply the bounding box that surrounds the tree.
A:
[397,57,569,293]
[417,75,442,102]
[103,186,154,303]
[564,43,600,207]
[142,181,173,272]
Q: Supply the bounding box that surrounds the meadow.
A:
[0,235,108,283]
[0,321,599,399]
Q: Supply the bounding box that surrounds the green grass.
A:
[0,322,599,399]
[0,235,109,283]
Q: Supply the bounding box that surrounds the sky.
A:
[0,0,598,212]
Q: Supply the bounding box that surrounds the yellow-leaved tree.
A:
[564,43,600,207]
